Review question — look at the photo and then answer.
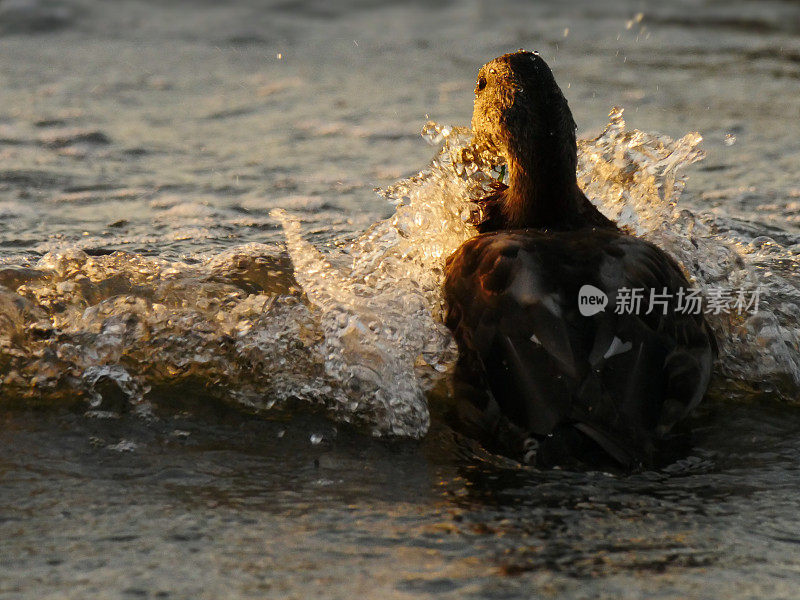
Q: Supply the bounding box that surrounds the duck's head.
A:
[471,50,578,176]
[467,51,617,232]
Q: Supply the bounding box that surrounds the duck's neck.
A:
[500,144,582,230]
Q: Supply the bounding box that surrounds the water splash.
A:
[269,210,433,437]
[277,107,800,421]
[578,108,800,394]
[0,247,326,415]
[2,109,799,439]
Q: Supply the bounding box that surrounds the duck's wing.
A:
[444,229,715,467]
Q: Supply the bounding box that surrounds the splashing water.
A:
[276,107,800,428]
[577,109,800,395]
[1,109,799,439]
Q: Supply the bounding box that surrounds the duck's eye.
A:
[477,76,487,92]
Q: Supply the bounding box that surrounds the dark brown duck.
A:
[444,51,716,469]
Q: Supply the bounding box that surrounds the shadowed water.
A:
[3,397,800,599]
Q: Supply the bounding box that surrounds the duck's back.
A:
[443,228,715,468]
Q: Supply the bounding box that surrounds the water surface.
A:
[1,0,800,598]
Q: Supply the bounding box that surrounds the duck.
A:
[443,51,716,469]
